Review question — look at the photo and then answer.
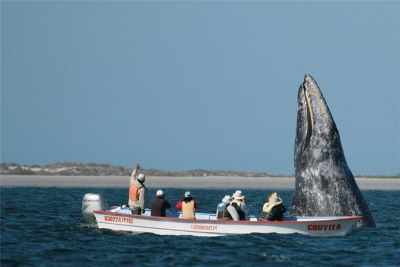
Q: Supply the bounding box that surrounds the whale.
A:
[291,74,375,227]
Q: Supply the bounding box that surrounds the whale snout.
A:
[303,74,318,88]
[304,74,315,83]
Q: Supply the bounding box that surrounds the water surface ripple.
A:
[1,188,399,266]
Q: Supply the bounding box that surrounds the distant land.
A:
[0,162,398,178]
[0,162,271,177]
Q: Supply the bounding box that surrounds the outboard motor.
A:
[82,193,108,224]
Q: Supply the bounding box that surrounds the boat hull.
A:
[93,210,361,237]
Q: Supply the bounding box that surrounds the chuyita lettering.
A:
[307,224,341,231]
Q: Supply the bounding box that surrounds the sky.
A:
[1,1,399,175]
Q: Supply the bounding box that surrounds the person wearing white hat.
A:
[150,189,171,217]
[229,190,248,220]
[259,192,286,221]
[216,195,233,220]
[128,162,147,215]
[175,191,198,219]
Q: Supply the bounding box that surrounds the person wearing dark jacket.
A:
[229,190,248,221]
[150,190,171,217]
[259,192,286,221]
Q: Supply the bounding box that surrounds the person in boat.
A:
[175,191,198,219]
[128,162,147,215]
[259,192,286,221]
[216,195,233,220]
[229,190,248,221]
[150,189,171,217]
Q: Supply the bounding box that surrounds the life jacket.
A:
[259,211,269,221]
[216,203,232,220]
[182,200,195,219]
[259,204,286,221]
[129,183,139,202]
[217,210,232,220]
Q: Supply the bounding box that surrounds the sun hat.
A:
[264,192,283,213]
[221,195,232,203]
[184,191,192,198]
[156,190,164,197]
[268,192,282,204]
[137,173,145,182]
[233,190,245,200]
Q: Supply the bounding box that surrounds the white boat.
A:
[94,208,361,237]
[82,193,361,237]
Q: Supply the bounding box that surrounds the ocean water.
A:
[1,187,399,267]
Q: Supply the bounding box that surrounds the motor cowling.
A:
[82,193,108,224]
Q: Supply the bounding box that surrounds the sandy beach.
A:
[0,175,399,190]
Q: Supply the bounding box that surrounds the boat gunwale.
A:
[94,210,363,225]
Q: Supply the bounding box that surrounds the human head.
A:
[137,173,145,182]
[156,190,164,197]
[233,190,245,201]
[221,195,232,204]
[184,191,192,198]
[268,192,280,202]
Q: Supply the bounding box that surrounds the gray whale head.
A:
[292,74,375,227]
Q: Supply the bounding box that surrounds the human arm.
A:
[175,200,182,210]
[262,202,269,213]
[240,202,249,213]
[131,162,140,179]
[266,206,276,220]
[138,187,145,210]
[227,204,239,221]
[266,204,285,221]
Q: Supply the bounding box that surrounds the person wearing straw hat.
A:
[175,191,198,219]
[150,189,171,217]
[230,190,248,221]
[259,192,286,221]
[128,162,147,215]
[216,195,233,220]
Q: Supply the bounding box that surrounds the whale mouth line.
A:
[303,84,313,147]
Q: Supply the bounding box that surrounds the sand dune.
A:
[0,175,398,190]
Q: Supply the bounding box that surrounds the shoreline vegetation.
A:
[1,163,398,190]
[0,162,399,178]
[0,162,271,177]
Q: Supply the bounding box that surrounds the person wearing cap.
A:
[259,192,286,221]
[150,189,171,217]
[229,190,248,221]
[216,195,233,220]
[175,191,198,219]
[128,162,147,215]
